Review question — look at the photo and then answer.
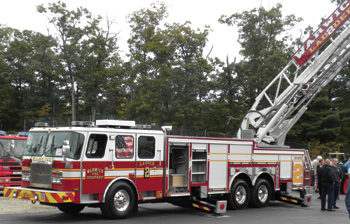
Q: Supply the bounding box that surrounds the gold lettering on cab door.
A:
[86,168,104,179]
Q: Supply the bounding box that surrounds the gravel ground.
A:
[0,197,56,214]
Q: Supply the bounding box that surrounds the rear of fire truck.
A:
[0,132,27,193]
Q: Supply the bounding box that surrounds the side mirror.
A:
[62,140,72,169]
[7,140,22,166]
[4,140,15,154]
[10,140,15,152]
[62,140,71,157]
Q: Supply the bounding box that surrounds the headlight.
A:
[22,168,31,181]
[52,171,63,184]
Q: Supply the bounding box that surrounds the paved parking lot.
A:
[0,193,349,224]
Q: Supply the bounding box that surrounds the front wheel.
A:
[250,179,272,208]
[226,179,250,209]
[100,182,136,219]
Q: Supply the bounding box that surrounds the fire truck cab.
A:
[5,120,311,218]
[0,133,27,193]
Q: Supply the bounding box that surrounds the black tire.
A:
[250,179,272,208]
[57,203,85,214]
[100,182,136,219]
[226,179,250,210]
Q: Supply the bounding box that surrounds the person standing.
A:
[311,156,317,190]
[332,159,343,209]
[313,156,322,192]
[340,161,348,194]
[345,159,350,171]
[346,180,350,219]
[317,159,324,199]
[319,159,336,211]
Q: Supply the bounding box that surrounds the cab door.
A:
[113,134,136,183]
[82,132,109,195]
[82,133,137,196]
[135,134,164,199]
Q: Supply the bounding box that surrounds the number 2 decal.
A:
[144,167,150,179]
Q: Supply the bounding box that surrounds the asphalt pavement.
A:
[0,193,349,224]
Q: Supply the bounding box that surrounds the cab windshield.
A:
[0,138,26,159]
[24,131,85,160]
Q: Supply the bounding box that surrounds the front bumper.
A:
[4,187,75,204]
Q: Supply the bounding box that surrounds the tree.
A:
[25,31,62,119]
[166,22,213,129]
[37,1,93,121]
[0,26,60,130]
[79,16,121,121]
[125,2,169,123]
[0,25,16,129]
[210,57,242,136]
[219,3,302,111]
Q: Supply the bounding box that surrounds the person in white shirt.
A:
[313,156,322,192]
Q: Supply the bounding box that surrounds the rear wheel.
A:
[226,179,250,209]
[100,182,136,219]
[250,179,271,208]
[57,204,85,214]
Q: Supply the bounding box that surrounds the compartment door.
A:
[292,155,304,187]
[208,144,228,189]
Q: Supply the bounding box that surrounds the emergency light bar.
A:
[17,132,28,137]
[71,121,95,127]
[34,122,49,127]
[96,120,136,128]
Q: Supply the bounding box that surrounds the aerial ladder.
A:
[237,0,350,146]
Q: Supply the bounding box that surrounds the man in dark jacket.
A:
[319,159,337,211]
[317,159,324,199]
[332,159,343,209]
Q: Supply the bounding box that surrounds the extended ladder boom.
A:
[238,1,350,145]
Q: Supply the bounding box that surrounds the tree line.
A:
[0,1,350,158]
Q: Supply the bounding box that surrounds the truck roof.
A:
[29,126,165,135]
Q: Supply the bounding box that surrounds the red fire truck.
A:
[0,132,27,193]
[5,0,350,219]
[3,120,312,218]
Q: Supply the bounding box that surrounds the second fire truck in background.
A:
[0,131,27,193]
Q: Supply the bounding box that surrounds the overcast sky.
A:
[0,0,337,61]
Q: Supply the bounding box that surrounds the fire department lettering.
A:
[86,168,104,179]
[32,157,53,163]
[293,0,350,66]
[139,161,155,167]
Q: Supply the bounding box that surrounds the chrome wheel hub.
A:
[258,185,268,203]
[113,189,130,211]
[235,186,247,205]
